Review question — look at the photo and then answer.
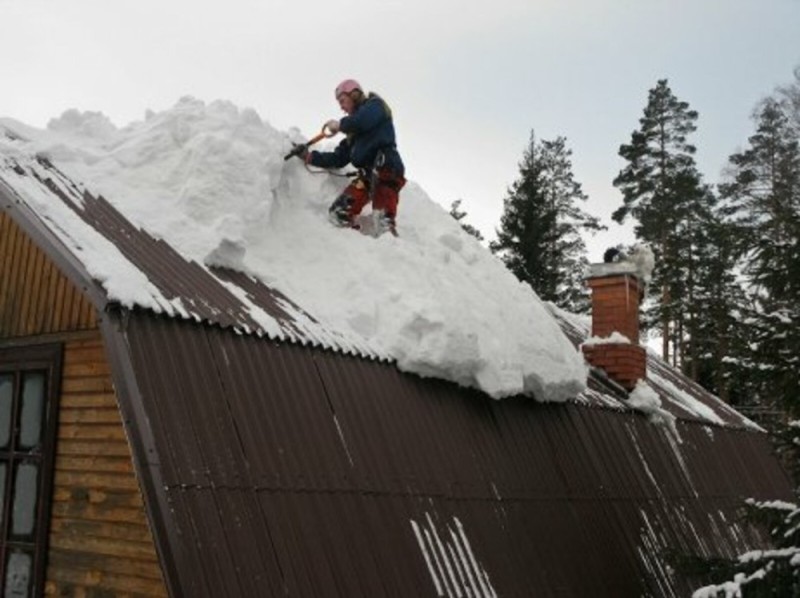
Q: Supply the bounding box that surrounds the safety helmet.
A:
[335,79,362,100]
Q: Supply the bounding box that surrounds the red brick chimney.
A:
[581,264,646,391]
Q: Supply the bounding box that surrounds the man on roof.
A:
[304,79,406,236]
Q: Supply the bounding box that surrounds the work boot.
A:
[328,194,353,228]
[373,210,397,237]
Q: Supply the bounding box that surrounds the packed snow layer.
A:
[0,98,588,401]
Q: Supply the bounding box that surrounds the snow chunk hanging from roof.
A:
[0,97,588,401]
[628,380,679,438]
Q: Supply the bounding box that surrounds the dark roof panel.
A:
[111,311,791,597]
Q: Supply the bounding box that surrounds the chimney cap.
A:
[589,244,655,285]
[587,261,639,279]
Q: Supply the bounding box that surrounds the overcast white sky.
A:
[2,0,799,260]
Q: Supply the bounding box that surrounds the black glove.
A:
[283,142,310,162]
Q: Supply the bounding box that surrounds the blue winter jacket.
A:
[309,93,404,175]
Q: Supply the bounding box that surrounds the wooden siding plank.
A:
[53,470,142,492]
[5,219,22,334]
[60,392,118,409]
[55,439,133,458]
[47,548,164,581]
[51,274,66,332]
[51,501,149,526]
[3,220,23,334]
[0,215,12,332]
[25,240,45,335]
[63,345,108,365]
[59,268,74,333]
[52,487,145,509]
[58,423,128,441]
[81,294,96,329]
[58,407,122,425]
[50,519,155,546]
[43,562,167,596]
[15,229,34,336]
[61,375,115,394]
[69,282,84,329]
[63,360,113,378]
[33,256,55,334]
[55,455,134,474]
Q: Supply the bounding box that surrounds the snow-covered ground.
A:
[0,97,588,401]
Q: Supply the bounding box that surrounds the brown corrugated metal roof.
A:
[105,311,790,597]
[2,143,792,596]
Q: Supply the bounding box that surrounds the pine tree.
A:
[719,98,800,414]
[448,199,485,241]
[612,79,709,366]
[490,132,603,313]
[775,65,800,136]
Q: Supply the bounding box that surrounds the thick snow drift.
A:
[0,97,587,401]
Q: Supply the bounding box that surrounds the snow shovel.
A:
[283,122,337,161]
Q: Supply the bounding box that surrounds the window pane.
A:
[19,372,45,450]
[4,549,32,598]
[11,463,38,538]
[0,374,12,449]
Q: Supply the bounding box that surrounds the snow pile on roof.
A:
[0,97,587,401]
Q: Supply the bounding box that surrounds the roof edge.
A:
[0,175,108,311]
[98,307,182,597]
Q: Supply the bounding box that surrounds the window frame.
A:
[0,344,62,598]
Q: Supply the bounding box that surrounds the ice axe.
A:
[283,122,337,161]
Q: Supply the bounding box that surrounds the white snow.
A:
[745,498,798,512]
[587,243,655,286]
[647,368,727,426]
[410,513,498,598]
[582,331,632,346]
[628,380,679,438]
[0,98,588,401]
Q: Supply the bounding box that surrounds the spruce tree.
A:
[490,132,603,313]
[683,211,752,404]
[776,65,800,135]
[612,79,709,366]
[719,98,800,414]
[689,70,800,596]
[448,199,484,241]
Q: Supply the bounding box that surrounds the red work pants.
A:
[343,168,406,222]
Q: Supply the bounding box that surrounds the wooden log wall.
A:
[0,212,97,338]
[47,335,167,597]
[0,211,167,596]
